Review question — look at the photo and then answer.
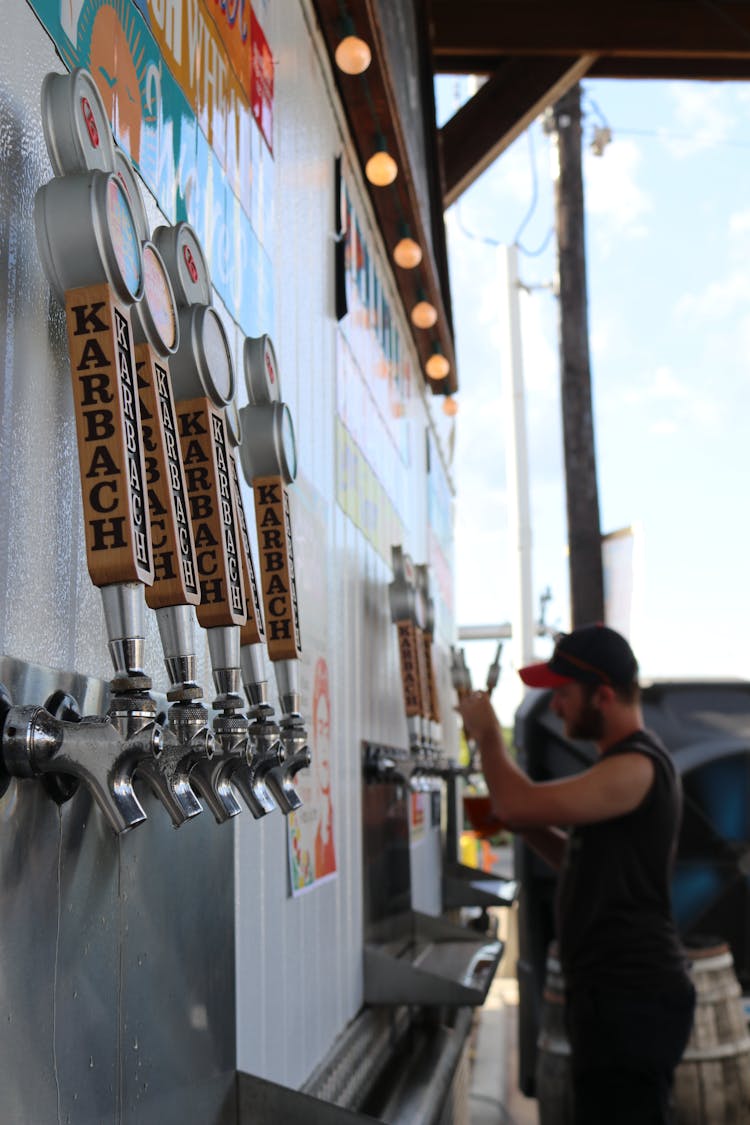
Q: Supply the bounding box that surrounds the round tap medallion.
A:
[153,222,212,307]
[41,68,116,176]
[106,177,143,300]
[202,307,234,404]
[243,333,281,404]
[278,402,298,483]
[142,243,178,353]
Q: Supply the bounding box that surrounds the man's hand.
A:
[456,690,503,746]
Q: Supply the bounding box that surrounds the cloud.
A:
[616,364,721,432]
[729,209,750,237]
[674,270,750,321]
[664,83,734,158]
[584,138,652,248]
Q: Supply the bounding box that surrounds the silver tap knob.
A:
[1,703,152,834]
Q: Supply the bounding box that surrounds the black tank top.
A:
[556,728,689,987]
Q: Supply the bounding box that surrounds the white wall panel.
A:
[0,0,458,1098]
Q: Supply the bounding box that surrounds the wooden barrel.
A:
[673,942,750,1124]
[535,939,750,1124]
[535,943,574,1125]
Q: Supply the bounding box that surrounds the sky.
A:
[436,76,750,720]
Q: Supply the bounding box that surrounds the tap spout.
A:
[236,704,281,819]
[188,753,243,823]
[263,713,311,815]
[109,690,205,827]
[1,704,150,834]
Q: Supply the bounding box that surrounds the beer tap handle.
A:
[177,393,247,702]
[155,220,247,709]
[389,547,425,752]
[131,239,204,701]
[227,430,269,706]
[236,338,310,816]
[486,643,503,697]
[416,565,441,734]
[35,165,155,685]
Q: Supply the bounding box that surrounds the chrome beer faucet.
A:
[0,682,155,835]
[237,335,312,815]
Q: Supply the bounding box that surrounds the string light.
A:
[393,222,422,269]
[365,135,398,186]
[442,396,459,417]
[335,34,372,75]
[425,344,450,381]
[410,296,438,329]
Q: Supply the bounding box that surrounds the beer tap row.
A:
[0,68,310,835]
[364,547,448,790]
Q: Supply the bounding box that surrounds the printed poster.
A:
[287,477,337,893]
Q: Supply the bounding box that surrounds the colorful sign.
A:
[335,418,405,566]
[426,429,455,642]
[30,0,274,337]
[339,176,413,468]
[287,476,337,895]
[289,657,337,893]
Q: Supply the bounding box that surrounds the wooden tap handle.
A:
[229,451,266,647]
[252,475,302,662]
[136,344,200,609]
[396,619,425,719]
[422,630,441,724]
[177,396,246,629]
[65,283,153,587]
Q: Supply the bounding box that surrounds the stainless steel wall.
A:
[0,0,458,1115]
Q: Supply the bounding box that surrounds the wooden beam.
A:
[590,55,750,79]
[440,55,596,207]
[435,52,750,81]
[430,1,750,60]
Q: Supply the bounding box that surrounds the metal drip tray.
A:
[363,910,504,1006]
[443,863,519,909]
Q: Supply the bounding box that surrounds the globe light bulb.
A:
[410,300,438,329]
[393,237,422,269]
[442,396,459,417]
[334,35,372,75]
[425,353,450,380]
[365,149,398,186]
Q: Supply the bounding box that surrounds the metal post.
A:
[499,244,535,672]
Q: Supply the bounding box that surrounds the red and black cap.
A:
[519,624,639,689]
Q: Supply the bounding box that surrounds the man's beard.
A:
[567,693,605,741]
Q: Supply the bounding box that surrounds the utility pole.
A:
[551,84,604,627]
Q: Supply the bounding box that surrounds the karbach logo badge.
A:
[136,351,199,606]
[397,620,423,716]
[178,399,245,627]
[253,476,302,661]
[66,286,153,586]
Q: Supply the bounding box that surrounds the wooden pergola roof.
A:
[431,0,750,205]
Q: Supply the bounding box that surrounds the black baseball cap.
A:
[519,624,639,689]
